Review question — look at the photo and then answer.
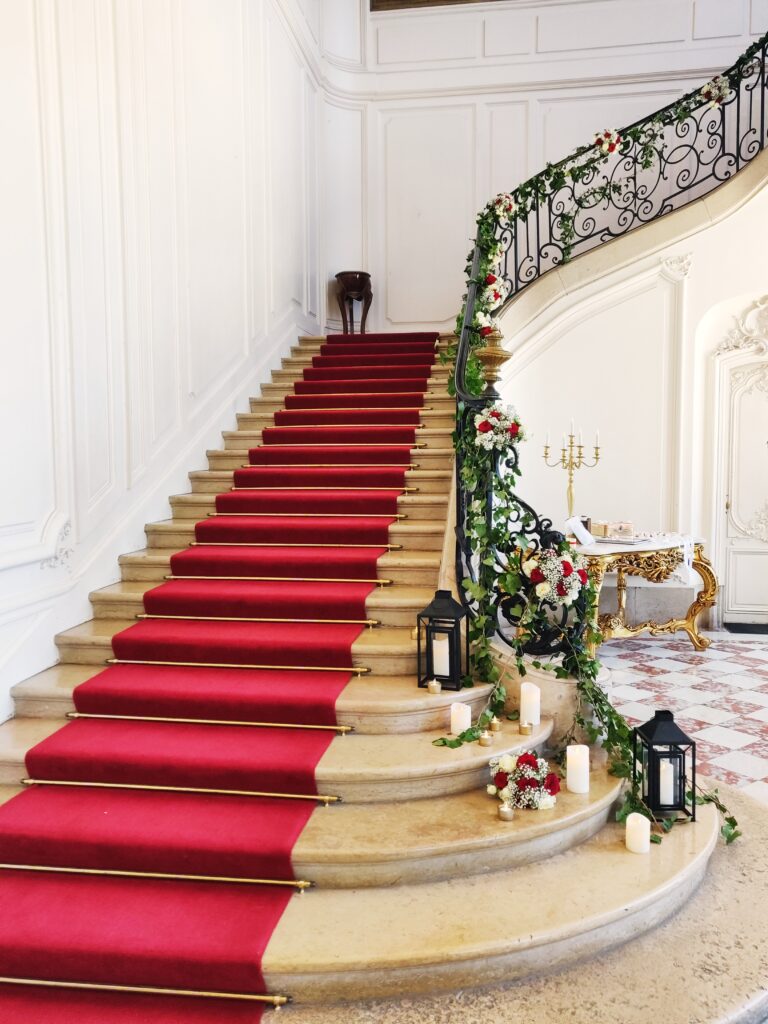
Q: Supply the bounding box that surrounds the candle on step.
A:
[432,635,450,677]
[566,744,590,793]
[489,715,502,733]
[625,812,651,854]
[498,803,515,821]
[659,759,675,805]
[450,702,472,736]
[479,730,493,747]
[519,681,540,726]
[426,678,442,695]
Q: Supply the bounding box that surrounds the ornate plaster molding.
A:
[716,295,768,355]
[659,252,692,282]
[40,520,73,570]
[746,501,768,545]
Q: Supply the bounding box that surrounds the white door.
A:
[722,360,768,625]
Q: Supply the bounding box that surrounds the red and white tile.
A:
[604,631,768,806]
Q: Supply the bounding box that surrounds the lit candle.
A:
[625,812,651,854]
[479,730,493,747]
[519,682,540,726]
[566,744,590,793]
[450,702,472,736]
[489,715,502,733]
[659,760,675,805]
[432,635,450,677]
[519,722,533,736]
[426,678,442,695]
[498,803,515,821]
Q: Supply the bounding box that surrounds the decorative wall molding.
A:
[716,294,768,354]
[746,500,768,544]
[40,521,73,571]
[659,252,693,281]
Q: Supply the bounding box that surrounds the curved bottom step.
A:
[263,803,719,1003]
[276,784,765,1024]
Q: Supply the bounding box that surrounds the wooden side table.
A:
[335,271,372,334]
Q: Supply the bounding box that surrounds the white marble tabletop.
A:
[573,534,704,558]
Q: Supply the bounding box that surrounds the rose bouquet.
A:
[472,401,525,451]
[593,129,622,154]
[700,74,731,108]
[521,548,589,606]
[487,750,560,810]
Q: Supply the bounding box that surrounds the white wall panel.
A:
[751,0,768,34]
[382,106,475,325]
[484,11,535,58]
[0,0,56,563]
[377,16,481,65]
[694,0,744,40]
[321,0,363,65]
[322,101,365,319]
[538,1,690,52]
[488,102,529,198]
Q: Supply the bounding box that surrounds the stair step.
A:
[90,578,437,626]
[206,448,453,473]
[169,491,449,521]
[12,664,493,736]
[0,712,552,803]
[54,618,422,676]
[260,803,719,1001]
[188,468,452,495]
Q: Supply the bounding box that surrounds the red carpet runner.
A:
[0,331,438,1023]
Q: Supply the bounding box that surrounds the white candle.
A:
[595,429,600,447]
[545,431,550,447]
[432,635,450,677]
[566,744,590,793]
[450,702,472,736]
[519,682,541,727]
[625,812,651,854]
[426,678,442,695]
[578,429,583,446]
[570,418,575,437]
[659,760,675,805]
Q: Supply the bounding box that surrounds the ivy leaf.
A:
[507,709,520,721]
[661,817,675,834]
[650,834,663,845]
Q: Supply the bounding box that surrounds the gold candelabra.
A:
[543,428,601,519]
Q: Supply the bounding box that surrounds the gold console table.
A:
[574,538,718,653]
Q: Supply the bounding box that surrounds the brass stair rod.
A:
[0,976,290,1007]
[22,778,341,806]
[0,862,315,890]
[107,658,370,675]
[66,712,354,733]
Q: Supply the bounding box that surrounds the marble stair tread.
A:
[0,718,62,782]
[12,663,493,718]
[143,518,448,542]
[168,492,450,520]
[314,720,554,801]
[263,804,719,1002]
[118,546,442,571]
[293,770,623,885]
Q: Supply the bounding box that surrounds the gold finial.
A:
[475,327,511,388]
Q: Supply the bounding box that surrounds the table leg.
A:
[337,291,349,334]
[678,544,718,651]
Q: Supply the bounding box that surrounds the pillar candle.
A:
[625,812,651,854]
[432,635,450,677]
[450,702,472,736]
[659,760,675,805]
[566,744,590,793]
[519,682,541,726]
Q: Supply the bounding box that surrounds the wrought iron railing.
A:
[455,32,768,661]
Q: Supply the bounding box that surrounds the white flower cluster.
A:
[521,548,589,605]
[486,750,559,810]
[700,74,731,108]
[481,273,511,311]
[593,129,622,155]
[473,401,524,451]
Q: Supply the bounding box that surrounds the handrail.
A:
[453,31,768,668]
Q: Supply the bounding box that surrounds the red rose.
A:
[488,409,502,420]
[480,326,493,337]
[485,273,497,285]
[544,772,561,796]
[517,752,538,771]
[508,423,520,438]
[477,420,493,433]
[530,567,545,583]
[556,582,567,596]
[604,130,611,138]
[493,771,509,790]
[607,143,616,153]
[577,568,588,585]
[561,560,573,577]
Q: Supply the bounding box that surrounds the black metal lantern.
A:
[417,589,469,692]
[633,709,696,821]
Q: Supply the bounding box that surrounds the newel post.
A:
[475,327,511,400]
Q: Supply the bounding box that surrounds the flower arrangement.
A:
[593,129,622,154]
[473,401,524,451]
[521,548,589,605]
[487,750,560,810]
[700,74,731,108]
[490,192,518,222]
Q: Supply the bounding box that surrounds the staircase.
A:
[0,329,720,1021]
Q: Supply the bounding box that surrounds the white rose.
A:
[522,559,538,577]
[499,754,516,773]
[499,786,511,802]
[486,784,498,796]
[535,582,551,598]
[538,794,556,810]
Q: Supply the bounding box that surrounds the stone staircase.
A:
[2,332,720,1007]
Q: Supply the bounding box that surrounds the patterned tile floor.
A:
[603,630,768,807]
